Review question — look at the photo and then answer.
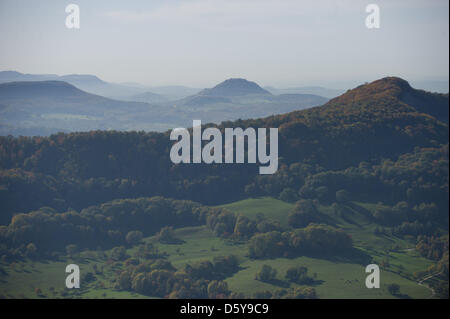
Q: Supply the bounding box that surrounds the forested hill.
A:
[224,77,448,168]
[324,77,449,123]
[0,81,85,99]
[0,77,448,224]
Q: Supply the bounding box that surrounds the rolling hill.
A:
[172,78,328,115]
[0,71,202,101]
[0,71,152,99]
[0,81,172,135]
[199,78,271,97]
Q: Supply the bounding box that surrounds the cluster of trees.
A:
[288,199,322,228]
[253,287,317,299]
[413,241,449,299]
[285,266,316,285]
[156,226,181,244]
[206,209,281,240]
[368,201,446,238]
[125,231,143,246]
[416,235,449,261]
[0,192,353,263]
[248,146,448,232]
[255,264,278,283]
[184,255,240,280]
[254,264,316,285]
[248,224,353,259]
[372,201,441,227]
[0,197,223,259]
[116,255,240,298]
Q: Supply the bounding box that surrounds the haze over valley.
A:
[0,72,330,136]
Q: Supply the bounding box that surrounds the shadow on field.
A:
[258,278,290,288]
[347,202,374,220]
[304,247,372,265]
[341,214,362,227]
[306,279,325,286]
[159,238,186,245]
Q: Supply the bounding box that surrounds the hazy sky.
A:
[0,0,448,88]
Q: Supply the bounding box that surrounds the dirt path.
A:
[417,271,443,299]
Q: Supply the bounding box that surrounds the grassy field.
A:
[218,197,294,227]
[0,253,151,299]
[0,197,437,299]
[217,197,434,298]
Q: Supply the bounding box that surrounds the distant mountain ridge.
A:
[0,80,82,99]
[0,71,202,101]
[264,86,345,98]
[0,80,145,108]
[0,71,145,98]
[0,78,327,136]
[0,71,59,82]
[0,71,107,86]
[1,76,441,139]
